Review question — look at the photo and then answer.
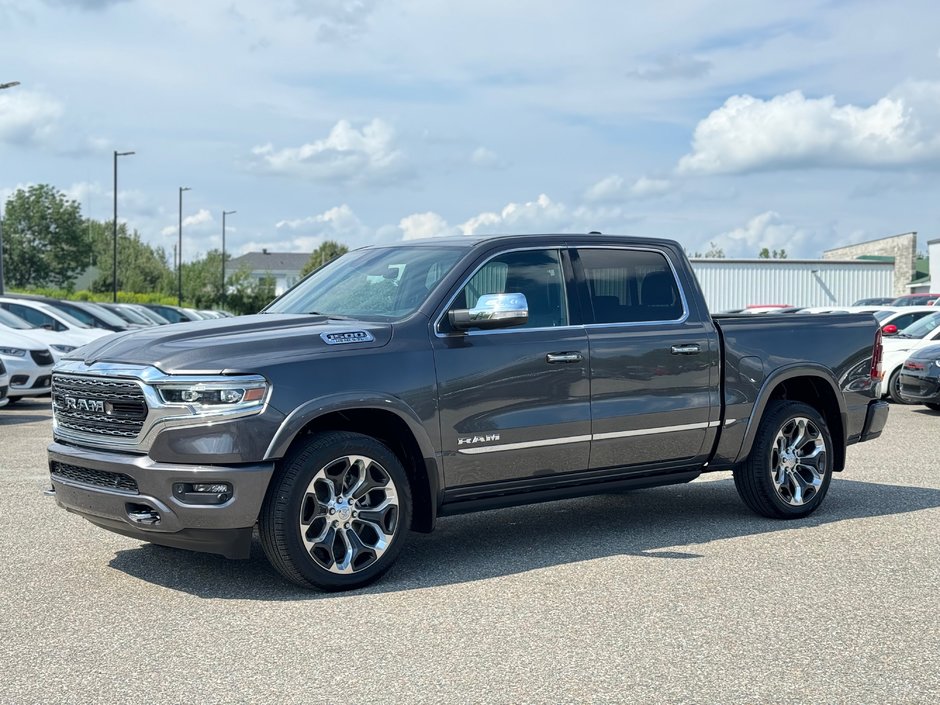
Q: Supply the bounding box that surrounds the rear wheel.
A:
[887,368,906,404]
[260,431,412,591]
[733,400,833,519]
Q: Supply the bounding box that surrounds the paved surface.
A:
[0,398,938,704]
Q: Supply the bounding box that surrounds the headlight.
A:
[49,344,77,353]
[0,347,27,357]
[935,360,940,368]
[153,377,269,417]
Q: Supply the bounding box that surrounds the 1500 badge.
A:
[457,433,501,446]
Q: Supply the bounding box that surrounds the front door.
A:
[432,248,591,489]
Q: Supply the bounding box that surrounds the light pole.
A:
[178,186,191,306]
[221,210,236,306]
[0,80,21,296]
[113,150,135,302]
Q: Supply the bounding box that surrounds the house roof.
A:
[227,251,311,271]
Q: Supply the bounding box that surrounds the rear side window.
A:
[577,248,684,324]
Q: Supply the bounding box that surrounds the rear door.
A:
[432,247,591,488]
[572,246,719,470]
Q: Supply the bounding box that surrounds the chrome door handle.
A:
[546,352,583,364]
[671,344,701,355]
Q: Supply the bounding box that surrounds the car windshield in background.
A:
[39,305,92,328]
[873,310,896,321]
[264,246,464,321]
[82,303,132,327]
[899,312,940,338]
[0,308,37,330]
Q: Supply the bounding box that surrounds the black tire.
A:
[887,368,907,404]
[733,400,833,519]
[925,403,940,412]
[260,431,412,591]
[4,396,20,406]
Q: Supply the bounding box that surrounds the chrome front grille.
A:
[52,373,148,439]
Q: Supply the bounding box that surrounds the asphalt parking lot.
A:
[0,398,938,705]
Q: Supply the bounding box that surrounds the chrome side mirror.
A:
[449,293,529,331]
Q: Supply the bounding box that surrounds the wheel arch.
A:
[264,394,440,533]
[735,365,847,472]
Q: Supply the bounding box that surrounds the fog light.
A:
[173,482,232,505]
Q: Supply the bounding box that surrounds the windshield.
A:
[873,310,895,322]
[39,304,91,328]
[264,246,464,320]
[0,308,37,330]
[80,302,132,327]
[899,312,940,338]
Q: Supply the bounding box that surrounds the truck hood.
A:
[62,314,393,375]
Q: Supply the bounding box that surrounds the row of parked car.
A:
[0,295,231,408]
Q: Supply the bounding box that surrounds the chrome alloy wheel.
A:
[770,416,828,506]
[299,454,400,574]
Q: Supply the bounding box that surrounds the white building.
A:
[225,250,309,296]
[689,258,894,311]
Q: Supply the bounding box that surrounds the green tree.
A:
[758,247,788,259]
[87,220,174,294]
[224,268,277,315]
[300,240,349,277]
[181,249,226,309]
[2,184,89,289]
[690,242,726,258]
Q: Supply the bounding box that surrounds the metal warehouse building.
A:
[688,258,895,312]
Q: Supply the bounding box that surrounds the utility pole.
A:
[113,150,135,301]
[178,186,191,306]
[221,210,236,307]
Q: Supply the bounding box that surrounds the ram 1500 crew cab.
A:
[47,234,889,590]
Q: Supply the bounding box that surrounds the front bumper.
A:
[860,399,889,442]
[48,441,275,558]
[1,355,53,398]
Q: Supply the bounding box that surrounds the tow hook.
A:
[126,504,161,526]
[43,487,56,497]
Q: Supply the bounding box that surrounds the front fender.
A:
[263,391,437,462]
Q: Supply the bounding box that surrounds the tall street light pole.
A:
[0,80,21,296]
[113,150,135,302]
[221,210,236,306]
[178,186,191,306]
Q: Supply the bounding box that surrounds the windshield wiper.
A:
[307,311,354,320]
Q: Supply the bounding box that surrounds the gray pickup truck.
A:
[47,234,889,591]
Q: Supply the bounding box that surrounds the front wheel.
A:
[887,368,907,404]
[733,400,833,519]
[260,431,412,591]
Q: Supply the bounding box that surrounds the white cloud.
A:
[678,82,940,175]
[289,0,377,41]
[161,208,213,236]
[265,203,371,250]
[469,146,505,169]
[0,90,62,145]
[585,174,672,202]
[250,118,407,184]
[706,211,816,258]
[627,54,712,81]
[399,211,457,240]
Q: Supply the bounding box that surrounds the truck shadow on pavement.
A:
[108,477,940,600]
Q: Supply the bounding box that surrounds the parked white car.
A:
[0,298,111,349]
[879,311,940,402]
[0,307,89,360]
[0,357,10,408]
[0,329,56,404]
[871,306,939,337]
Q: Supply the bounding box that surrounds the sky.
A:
[2,0,940,262]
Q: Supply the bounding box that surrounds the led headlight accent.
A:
[0,347,27,357]
[154,376,269,417]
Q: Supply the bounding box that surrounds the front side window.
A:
[577,248,684,324]
[449,249,569,329]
